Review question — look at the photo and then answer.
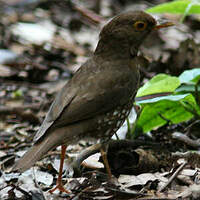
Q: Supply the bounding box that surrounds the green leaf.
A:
[12,90,23,99]
[135,93,195,133]
[175,84,200,93]
[146,0,200,14]
[179,68,200,84]
[136,74,180,97]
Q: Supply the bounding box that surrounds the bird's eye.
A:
[133,21,147,31]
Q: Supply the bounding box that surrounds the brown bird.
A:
[13,11,173,193]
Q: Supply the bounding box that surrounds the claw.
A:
[49,181,70,194]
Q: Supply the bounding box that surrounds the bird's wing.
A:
[34,58,139,142]
[33,82,77,142]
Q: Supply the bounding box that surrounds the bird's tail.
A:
[12,124,78,173]
[12,133,58,173]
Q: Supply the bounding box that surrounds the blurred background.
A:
[1,0,200,199]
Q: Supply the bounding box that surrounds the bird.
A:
[12,11,173,193]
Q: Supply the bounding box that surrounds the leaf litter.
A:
[1,0,200,199]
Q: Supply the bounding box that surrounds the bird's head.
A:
[95,11,173,57]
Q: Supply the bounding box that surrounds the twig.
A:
[172,151,200,158]
[73,4,105,25]
[159,161,187,192]
[74,4,106,24]
[4,184,33,198]
[184,119,200,132]
[70,185,94,200]
[0,103,45,114]
[172,132,200,148]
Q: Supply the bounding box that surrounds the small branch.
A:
[184,119,200,132]
[159,161,187,192]
[172,132,200,148]
[0,103,44,114]
[73,4,105,25]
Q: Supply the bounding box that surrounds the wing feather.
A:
[34,58,138,142]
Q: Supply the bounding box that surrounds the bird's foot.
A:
[49,182,70,194]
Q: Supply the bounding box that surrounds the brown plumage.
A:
[13,11,172,179]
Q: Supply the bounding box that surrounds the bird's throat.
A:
[94,38,137,59]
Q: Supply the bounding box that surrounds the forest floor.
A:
[1,0,200,199]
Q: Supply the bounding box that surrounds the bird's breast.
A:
[86,98,134,140]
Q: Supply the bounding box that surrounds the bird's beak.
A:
[154,22,174,30]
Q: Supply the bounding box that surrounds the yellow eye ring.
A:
[133,21,147,31]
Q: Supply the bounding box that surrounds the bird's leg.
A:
[49,145,70,194]
[100,143,112,179]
